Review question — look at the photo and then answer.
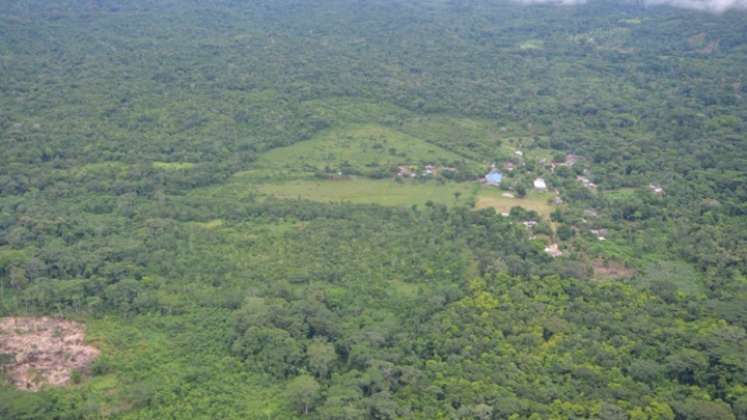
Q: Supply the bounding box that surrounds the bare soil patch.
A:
[0,317,100,391]
[592,259,636,280]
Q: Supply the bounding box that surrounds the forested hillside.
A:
[1,1,746,419]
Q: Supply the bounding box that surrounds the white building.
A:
[533,177,547,191]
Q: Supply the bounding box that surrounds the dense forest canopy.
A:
[1,0,746,419]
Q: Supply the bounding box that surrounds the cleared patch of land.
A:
[592,259,636,280]
[398,116,504,160]
[0,317,100,391]
[153,161,195,170]
[259,178,478,207]
[519,39,544,50]
[475,188,556,218]
[255,124,473,177]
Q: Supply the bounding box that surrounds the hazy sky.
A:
[516,0,747,13]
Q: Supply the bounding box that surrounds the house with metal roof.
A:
[484,170,503,186]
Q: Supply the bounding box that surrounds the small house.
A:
[484,170,503,186]
[577,176,597,191]
[544,243,563,257]
[397,165,418,178]
[533,177,547,191]
[590,228,608,241]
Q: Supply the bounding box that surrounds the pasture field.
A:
[153,161,195,170]
[258,178,479,207]
[255,124,476,176]
[257,178,558,219]
[475,187,556,218]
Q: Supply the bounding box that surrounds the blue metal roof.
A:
[485,170,503,185]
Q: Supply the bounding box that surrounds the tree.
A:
[307,338,336,379]
[232,326,303,378]
[556,224,575,241]
[9,266,28,290]
[287,374,321,416]
[673,398,736,420]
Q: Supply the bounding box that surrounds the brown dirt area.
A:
[592,259,636,280]
[0,316,100,391]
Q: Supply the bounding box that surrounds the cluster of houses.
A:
[590,228,608,241]
[482,151,585,192]
[482,166,547,193]
[551,153,578,170]
[396,164,455,178]
[544,243,563,258]
[577,175,597,191]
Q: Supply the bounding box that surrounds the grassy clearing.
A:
[259,178,479,207]
[153,161,195,170]
[475,187,556,218]
[398,115,504,161]
[499,136,555,161]
[256,124,473,176]
[639,260,706,297]
[196,172,556,217]
[68,161,129,178]
[519,39,544,50]
[605,187,638,199]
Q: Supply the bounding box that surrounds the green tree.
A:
[287,374,321,416]
[307,338,336,379]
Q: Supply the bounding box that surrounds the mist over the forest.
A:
[514,0,746,13]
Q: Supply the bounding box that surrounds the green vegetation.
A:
[152,162,195,171]
[258,179,479,208]
[255,124,474,178]
[475,189,556,219]
[1,0,746,419]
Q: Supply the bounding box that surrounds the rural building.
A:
[590,228,608,241]
[534,177,547,191]
[484,170,503,186]
[544,243,563,257]
[577,176,597,191]
[397,166,416,178]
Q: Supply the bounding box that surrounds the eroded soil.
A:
[0,316,100,391]
[592,259,636,280]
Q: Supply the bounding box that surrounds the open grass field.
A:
[258,178,479,207]
[257,177,558,218]
[398,116,505,161]
[474,187,556,218]
[255,124,474,176]
[153,161,195,170]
